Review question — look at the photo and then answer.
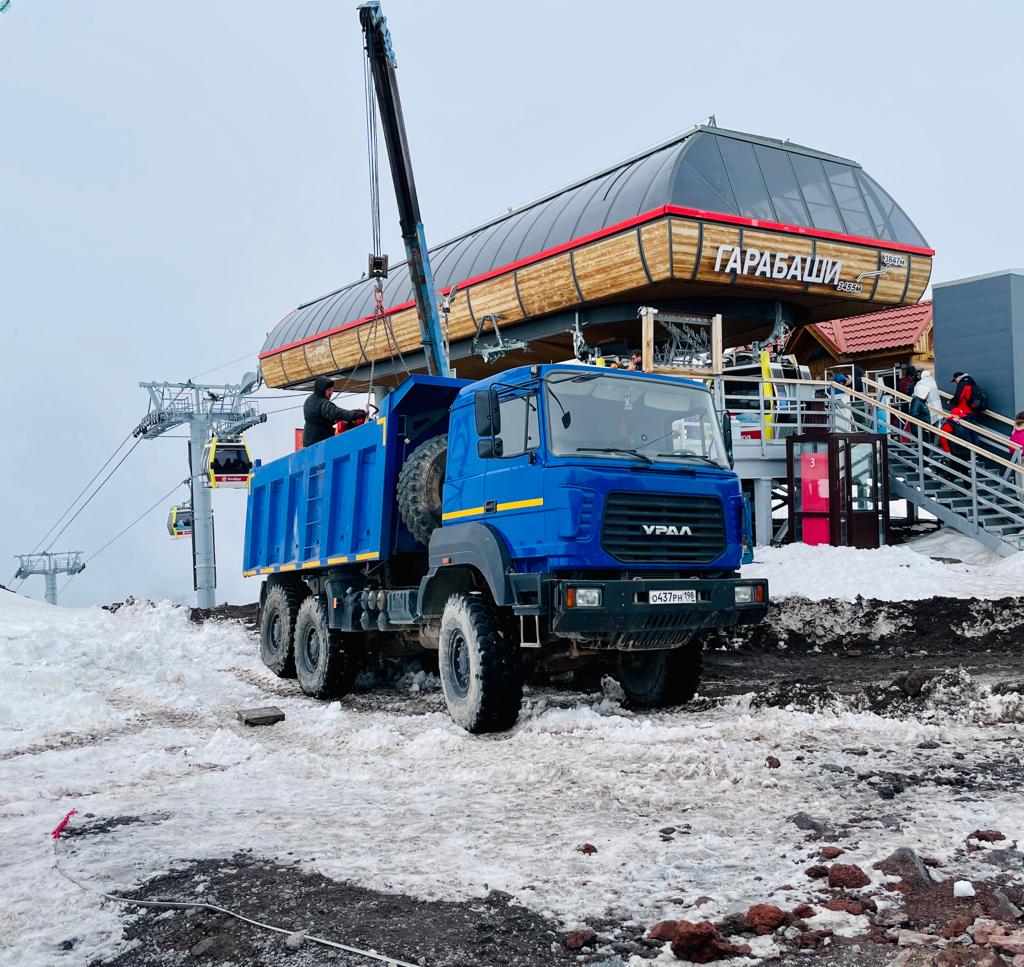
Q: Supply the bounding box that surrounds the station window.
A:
[789,154,846,233]
[497,393,539,458]
[717,137,777,221]
[823,161,875,238]
[754,144,811,226]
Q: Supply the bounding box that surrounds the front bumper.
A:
[548,577,768,650]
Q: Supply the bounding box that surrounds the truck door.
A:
[484,389,543,556]
[442,397,489,526]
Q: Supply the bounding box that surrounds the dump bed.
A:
[243,375,465,577]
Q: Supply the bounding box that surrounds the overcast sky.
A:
[2,1,1021,607]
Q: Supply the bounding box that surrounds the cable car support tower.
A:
[133,378,265,608]
[13,552,85,605]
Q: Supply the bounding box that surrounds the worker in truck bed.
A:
[302,376,367,447]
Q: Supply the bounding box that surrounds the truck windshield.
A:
[544,372,728,468]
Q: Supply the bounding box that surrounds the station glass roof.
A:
[263,126,928,355]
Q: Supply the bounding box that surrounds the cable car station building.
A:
[258,124,932,390]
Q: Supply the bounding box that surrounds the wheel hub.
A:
[447,630,471,698]
[269,613,283,655]
[303,626,321,670]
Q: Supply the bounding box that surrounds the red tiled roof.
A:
[809,301,932,356]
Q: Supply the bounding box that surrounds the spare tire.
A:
[397,434,448,545]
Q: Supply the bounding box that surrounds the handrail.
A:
[840,384,1023,477]
[833,364,1018,429]
[862,376,1020,454]
[709,370,1024,549]
[936,386,1017,428]
[712,374,1024,476]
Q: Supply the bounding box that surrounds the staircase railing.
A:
[838,388,1024,551]
[861,375,1022,456]
[712,374,1024,553]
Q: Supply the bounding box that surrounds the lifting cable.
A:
[363,40,384,409]
[51,813,420,967]
[364,47,383,273]
[361,36,408,411]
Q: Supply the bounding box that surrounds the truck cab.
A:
[245,364,767,734]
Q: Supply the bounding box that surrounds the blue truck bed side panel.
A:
[243,375,467,575]
[243,421,387,573]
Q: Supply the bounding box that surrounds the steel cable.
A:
[58,476,195,596]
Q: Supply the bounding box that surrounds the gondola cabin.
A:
[167,503,194,539]
[203,436,253,489]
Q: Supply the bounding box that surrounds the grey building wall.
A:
[933,269,1024,420]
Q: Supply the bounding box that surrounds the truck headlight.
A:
[568,587,602,608]
[734,584,763,604]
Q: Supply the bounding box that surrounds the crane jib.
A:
[360,2,449,378]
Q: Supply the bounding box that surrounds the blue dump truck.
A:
[243,364,767,732]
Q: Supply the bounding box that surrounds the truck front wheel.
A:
[259,583,304,678]
[439,593,522,733]
[294,596,361,700]
[616,645,703,708]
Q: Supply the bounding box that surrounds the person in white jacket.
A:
[914,369,942,426]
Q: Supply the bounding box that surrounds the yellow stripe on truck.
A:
[441,506,485,522]
[441,498,543,521]
[497,498,544,512]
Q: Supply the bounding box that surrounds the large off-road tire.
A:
[439,592,522,734]
[615,644,703,708]
[293,596,361,700]
[397,435,448,545]
[259,583,304,678]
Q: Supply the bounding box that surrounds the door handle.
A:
[484,500,497,513]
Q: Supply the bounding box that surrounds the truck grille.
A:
[601,492,726,564]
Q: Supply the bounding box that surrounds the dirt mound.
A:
[187,602,258,631]
[729,596,1024,654]
[751,667,1023,726]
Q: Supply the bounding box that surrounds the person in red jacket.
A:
[940,371,979,455]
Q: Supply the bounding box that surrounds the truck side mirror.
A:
[474,389,501,436]
[477,436,504,459]
[721,411,735,468]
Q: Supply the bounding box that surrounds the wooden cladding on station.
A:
[261,214,934,388]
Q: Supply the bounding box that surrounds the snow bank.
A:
[742,541,1024,601]
[2,594,1023,964]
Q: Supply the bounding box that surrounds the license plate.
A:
[649,589,696,605]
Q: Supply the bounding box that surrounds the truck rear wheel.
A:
[259,583,304,678]
[439,592,522,733]
[293,596,361,700]
[397,434,448,545]
[616,645,703,708]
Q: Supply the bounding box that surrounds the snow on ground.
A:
[2,593,1023,965]
[742,538,1024,601]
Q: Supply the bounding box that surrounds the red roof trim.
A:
[260,207,934,361]
[664,206,934,258]
[809,300,933,357]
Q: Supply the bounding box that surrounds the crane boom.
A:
[358,1,448,378]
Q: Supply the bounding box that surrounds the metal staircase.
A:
[841,383,1024,557]
[713,373,1024,556]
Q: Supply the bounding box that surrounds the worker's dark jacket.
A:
[302,376,366,447]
